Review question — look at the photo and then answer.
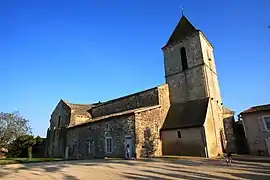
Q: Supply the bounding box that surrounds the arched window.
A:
[180,47,188,70]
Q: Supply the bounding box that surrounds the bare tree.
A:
[0,111,31,148]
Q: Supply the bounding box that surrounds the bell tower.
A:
[162,15,222,104]
[162,14,226,157]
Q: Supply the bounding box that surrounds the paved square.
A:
[1,158,270,179]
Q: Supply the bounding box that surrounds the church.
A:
[45,14,235,159]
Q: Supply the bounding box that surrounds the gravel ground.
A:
[0,157,270,180]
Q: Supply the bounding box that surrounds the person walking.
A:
[126,144,130,159]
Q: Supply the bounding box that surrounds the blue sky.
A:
[1,0,269,137]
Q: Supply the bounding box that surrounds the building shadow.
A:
[0,157,270,180]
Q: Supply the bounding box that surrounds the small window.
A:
[263,116,270,131]
[105,137,113,153]
[177,131,182,138]
[106,123,109,129]
[207,50,212,61]
[180,47,188,71]
[154,123,159,133]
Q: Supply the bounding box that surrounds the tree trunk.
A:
[28,146,32,160]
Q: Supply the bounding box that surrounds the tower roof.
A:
[165,15,198,47]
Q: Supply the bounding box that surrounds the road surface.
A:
[1,157,269,179]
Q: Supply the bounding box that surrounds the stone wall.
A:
[46,100,70,158]
[223,112,236,153]
[161,127,205,156]
[50,100,71,127]
[163,33,208,104]
[163,32,222,105]
[66,114,135,159]
[166,66,207,103]
[158,84,170,121]
[199,33,218,76]
[204,65,222,103]
[65,85,169,159]
[163,33,203,76]
[199,33,222,106]
[134,107,161,158]
[91,87,159,118]
[204,100,224,157]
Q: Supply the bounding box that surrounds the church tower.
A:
[162,15,222,105]
[162,15,225,157]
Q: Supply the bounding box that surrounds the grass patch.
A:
[0,158,63,165]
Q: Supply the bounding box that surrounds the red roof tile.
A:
[240,104,270,114]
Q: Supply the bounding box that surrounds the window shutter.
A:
[258,117,266,132]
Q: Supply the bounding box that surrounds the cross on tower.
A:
[181,5,184,16]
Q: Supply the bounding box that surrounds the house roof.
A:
[161,98,209,130]
[223,106,234,114]
[240,104,270,115]
[164,15,199,47]
[63,100,101,118]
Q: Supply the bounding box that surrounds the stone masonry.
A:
[67,114,135,158]
[135,107,161,158]
[90,88,159,118]
[47,85,170,159]
[163,33,207,104]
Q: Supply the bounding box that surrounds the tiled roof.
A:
[68,104,93,117]
[240,104,270,114]
[223,106,234,114]
[161,98,209,130]
[63,101,102,117]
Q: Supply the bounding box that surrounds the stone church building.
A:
[45,14,234,159]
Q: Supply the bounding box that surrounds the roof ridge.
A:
[61,99,69,104]
[240,103,270,114]
[68,103,93,106]
[91,86,160,108]
[251,103,270,108]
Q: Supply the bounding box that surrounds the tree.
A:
[0,111,31,148]
[8,135,42,159]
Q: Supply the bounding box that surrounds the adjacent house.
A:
[46,14,232,159]
[222,107,236,153]
[239,104,270,156]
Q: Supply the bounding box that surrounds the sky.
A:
[1,0,269,137]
